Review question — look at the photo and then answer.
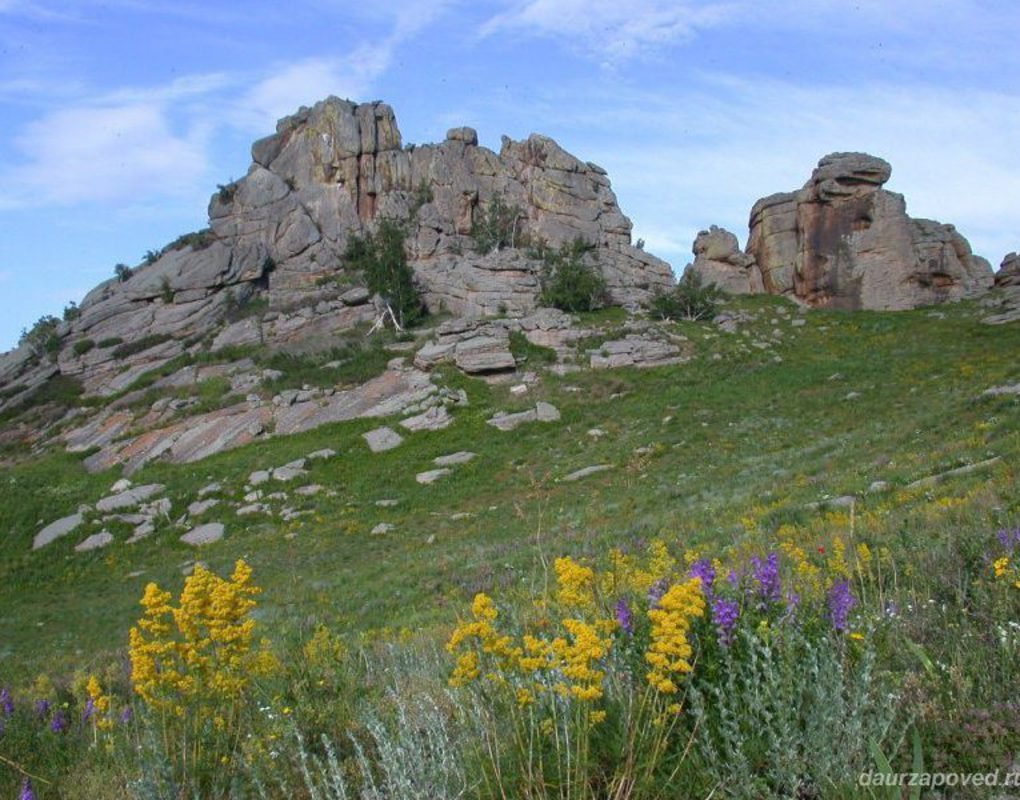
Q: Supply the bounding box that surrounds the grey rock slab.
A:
[295,484,323,496]
[187,499,220,516]
[307,448,337,460]
[126,521,155,543]
[371,522,396,535]
[33,513,85,550]
[562,464,614,482]
[237,504,269,516]
[399,406,452,432]
[416,468,452,485]
[110,478,133,493]
[363,426,404,452]
[433,451,476,467]
[197,482,222,497]
[487,408,537,431]
[95,484,165,513]
[982,383,1020,397]
[249,470,271,486]
[535,402,561,422]
[375,499,399,507]
[180,523,225,545]
[75,531,115,552]
[272,462,308,481]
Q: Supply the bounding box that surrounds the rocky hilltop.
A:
[688,152,995,309]
[0,97,671,405]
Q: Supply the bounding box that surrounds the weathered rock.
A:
[180,522,225,545]
[399,405,452,432]
[371,522,396,535]
[589,334,688,369]
[416,468,452,484]
[363,426,404,452]
[75,531,115,552]
[995,253,1020,287]
[307,448,337,460]
[249,470,271,486]
[685,226,763,294]
[187,499,219,516]
[746,152,993,309]
[434,451,476,466]
[487,402,560,431]
[562,464,614,482]
[273,459,308,481]
[95,484,165,512]
[33,512,85,550]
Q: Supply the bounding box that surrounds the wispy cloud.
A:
[480,0,735,63]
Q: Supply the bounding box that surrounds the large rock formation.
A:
[0,97,672,406]
[684,225,763,294]
[745,153,993,309]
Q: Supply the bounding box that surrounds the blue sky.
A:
[2,0,1019,351]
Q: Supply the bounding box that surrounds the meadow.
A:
[1,295,1019,798]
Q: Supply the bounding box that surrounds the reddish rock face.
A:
[746,152,993,310]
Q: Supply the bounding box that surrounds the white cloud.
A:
[0,102,209,208]
[481,0,735,62]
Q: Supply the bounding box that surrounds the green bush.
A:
[62,302,81,322]
[471,195,524,254]
[649,271,723,321]
[164,228,217,253]
[509,330,557,365]
[19,315,61,358]
[539,238,608,313]
[143,250,160,266]
[344,220,423,327]
[72,339,96,357]
[112,333,172,360]
[114,263,133,282]
[97,337,124,349]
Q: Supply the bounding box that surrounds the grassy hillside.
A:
[2,295,1019,797]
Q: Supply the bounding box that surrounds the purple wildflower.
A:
[34,699,50,719]
[996,527,1020,555]
[0,687,13,716]
[688,559,716,594]
[750,552,781,604]
[20,779,36,800]
[614,598,633,635]
[81,697,95,724]
[827,580,857,632]
[647,578,668,607]
[50,710,67,733]
[711,597,740,647]
[725,569,741,588]
[119,706,134,725]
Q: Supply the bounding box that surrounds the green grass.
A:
[2,297,1019,683]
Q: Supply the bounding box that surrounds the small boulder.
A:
[363,426,404,452]
[33,512,84,550]
[180,523,225,545]
[434,451,476,467]
[75,531,115,552]
[416,468,452,484]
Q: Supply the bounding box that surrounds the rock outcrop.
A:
[995,252,1020,287]
[685,225,763,294]
[0,98,672,410]
[745,152,993,310]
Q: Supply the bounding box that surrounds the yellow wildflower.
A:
[994,557,1009,578]
[645,578,705,694]
[555,557,596,609]
[550,618,610,701]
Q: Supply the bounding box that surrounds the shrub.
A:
[114,263,133,282]
[164,228,216,253]
[112,333,172,360]
[471,195,524,253]
[216,181,237,203]
[344,219,424,327]
[19,315,61,358]
[649,270,724,321]
[62,301,80,322]
[142,250,159,266]
[97,337,124,349]
[72,339,95,357]
[539,238,608,313]
[509,330,557,365]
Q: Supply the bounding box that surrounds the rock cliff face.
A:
[744,153,993,309]
[684,225,763,294]
[0,97,672,404]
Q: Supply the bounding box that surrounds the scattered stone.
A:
[95,484,165,513]
[487,408,537,431]
[75,531,115,552]
[399,406,452,432]
[433,451,476,467]
[845,391,861,400]
[110,478,133,493]
[248,470,271,486]
[295,484,323,496]
[187,499,219,517]
[375,499,399,507]
[426,534,436,544]
[237,504,268,516]
[273,459,308,481]
[982,383,1020,398]
[280,508,313,521]
[307,448,337,460]
[589,335,687,369]
[416,468,452,484]
[126,521,155,543]
[371,522,395,535]
[510,384,529,396]
[197,482,222,497]
[868,481,890,493]
[340,287,371,306]
[905,456,1002,491]
[181,523,225,545]
[791,318,806,327]
[587,428,607,439]
[243,490,262,503]
[450,512,473,521]
[562,464,614,482]
[363,426,404,452]
[805,495,857,510]
[536,402,561,422]
[143,497,172,518]
[33,512,85,550]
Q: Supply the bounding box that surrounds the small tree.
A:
[19,315,61,358]
[114,263,133,282]
[470,195,524,254]
[539,238,608,313]
[649,270,724,321]
[344,219,424,327]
